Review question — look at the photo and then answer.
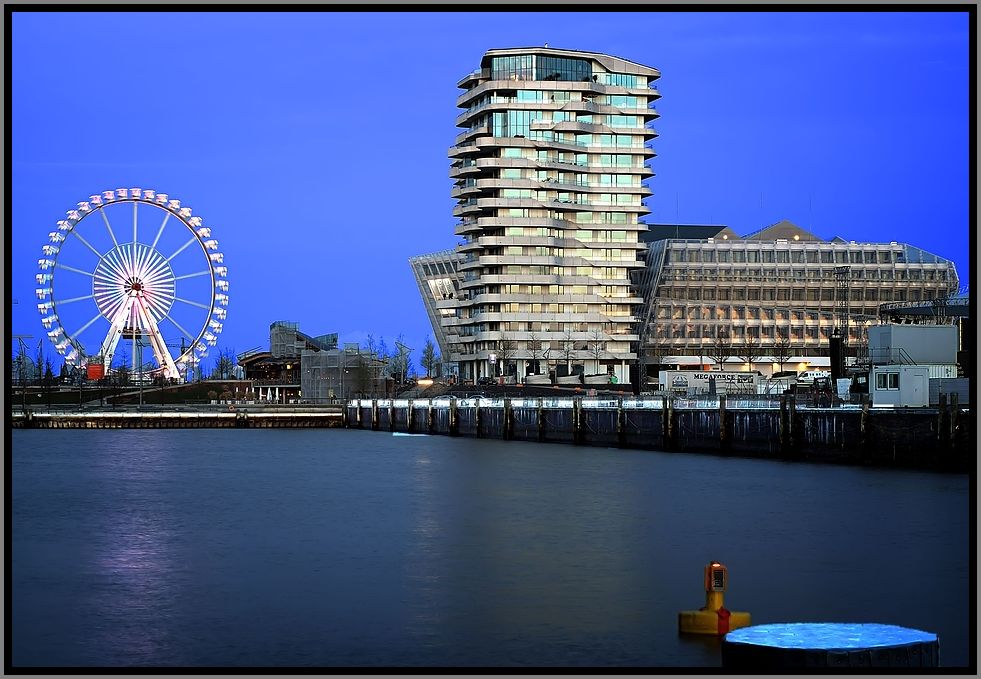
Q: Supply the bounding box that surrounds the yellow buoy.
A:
[678,561,751,635]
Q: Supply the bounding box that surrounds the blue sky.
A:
[9,9,972,372]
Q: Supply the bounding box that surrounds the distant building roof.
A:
[640,224,735,243]
[742,220,823,241]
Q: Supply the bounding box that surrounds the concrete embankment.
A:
[11,405,346,429]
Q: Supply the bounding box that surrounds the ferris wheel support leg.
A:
[99,296,136,371]
[136,301,180,379]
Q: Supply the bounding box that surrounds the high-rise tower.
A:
[440,47,660,384]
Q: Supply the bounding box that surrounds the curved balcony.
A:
[449,162,483,179]
[465,216,575,230]
[476,255,569,267]
[452,201,487,217]
[450,183,483,199]
[454,124,491,145]
[453,221,484,236]
[477,235,575,249]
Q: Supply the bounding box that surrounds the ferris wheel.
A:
[36,188,228,380]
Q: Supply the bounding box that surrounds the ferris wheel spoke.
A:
[95,295,126,321]
[133,201,139,246]
[141,261,174,285]
[55,262,95,277]
[174,296,211,310]
[99,248,129,281]
[99,207,119,248]
[166,237,197,262]
[174,269,211,281]
[71,311,107,339]
[150,212,171,252]
[57,293,96,305]
[69,229,103,258]
[163,313,196,341]
[146,296,174,321]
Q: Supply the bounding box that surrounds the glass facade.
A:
[535,55,592,81]
[490,55,534,81]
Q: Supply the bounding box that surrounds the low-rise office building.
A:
[634,220,959,380]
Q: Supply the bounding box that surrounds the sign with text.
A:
[660,371,759,394]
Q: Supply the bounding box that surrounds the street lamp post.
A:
[339,349,345,401]
[135,337,145,409]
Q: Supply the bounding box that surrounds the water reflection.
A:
[402,439,665,665]
[88,432,182,665]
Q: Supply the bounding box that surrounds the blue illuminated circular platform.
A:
[721,623,939,668]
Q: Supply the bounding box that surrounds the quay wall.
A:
[346,396,971,472]
[11,397,971,471]
[11,406,345,429]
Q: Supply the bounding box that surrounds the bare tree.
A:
[561,325,576,370]
[496,332,516,377]
[212,347,236,380]
[43,357,54,406]
[420,337,439,378]
[772,328,794,373]
[390,336,412,384]
[707,328,733,369]
[526,332,544,375]
[736,335,762,372]
[588,328,607,373]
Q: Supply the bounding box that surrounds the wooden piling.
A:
[537,398,545,441]
[719,394,729,451]
[616,398,625,446]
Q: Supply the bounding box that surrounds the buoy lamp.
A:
[679,561,752,635]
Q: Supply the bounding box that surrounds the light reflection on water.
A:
[11,428,970,668]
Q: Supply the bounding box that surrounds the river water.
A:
[10,429,971,668]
